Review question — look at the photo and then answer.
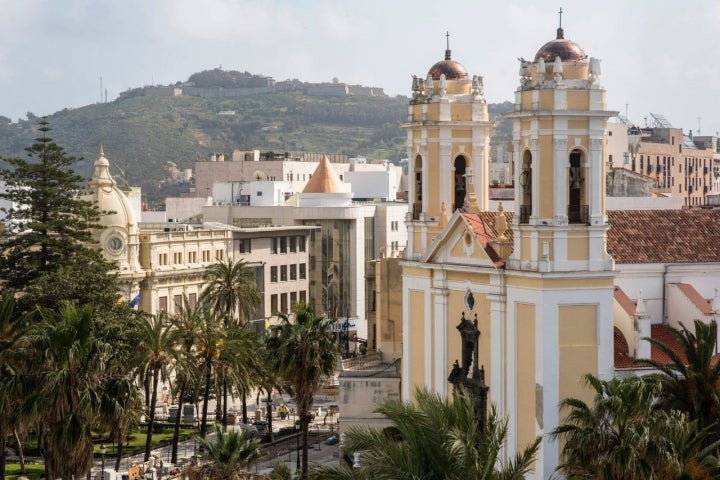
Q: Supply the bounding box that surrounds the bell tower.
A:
[502,17,617,478]
[402,34,493,259]
[507,19,615,273]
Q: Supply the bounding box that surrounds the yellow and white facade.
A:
[399,27,616,478]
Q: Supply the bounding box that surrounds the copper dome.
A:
[428,49,469,81]
[534,27,587,63]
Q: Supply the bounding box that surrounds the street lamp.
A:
[295,421,301,470]
[100,443,106,480]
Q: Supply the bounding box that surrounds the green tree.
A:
[0,119,110,292]
[194,308,225,438]
[550,374,686,479]
[0,290,24,479]
[169,294,203,464]
[98,376,143,472]
[19,303,110,479]
[311,388,539,480]
[201,258,261,425]
[183,425,263,480]
[202,258,261,325]
[134,313,180,461]
[640,320,720,441]
[266,303,339,480]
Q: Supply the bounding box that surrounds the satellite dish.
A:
[253,170,267,180]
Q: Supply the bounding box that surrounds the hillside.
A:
[0,76,513,205]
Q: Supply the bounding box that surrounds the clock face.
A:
[108,236,124,252]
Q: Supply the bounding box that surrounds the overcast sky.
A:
[2,0,719,135]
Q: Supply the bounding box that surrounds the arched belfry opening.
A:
[453,155,467,212]
[519,150,532,223]
[413,155,422,220]
[568,149,587,223]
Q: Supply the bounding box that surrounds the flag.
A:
[128,292,141,308]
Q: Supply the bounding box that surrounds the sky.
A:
[2,0,720,135]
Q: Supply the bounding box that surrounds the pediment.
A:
[421,212,504,268]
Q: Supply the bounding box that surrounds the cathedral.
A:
[398,23,616,478]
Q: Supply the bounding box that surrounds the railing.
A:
[568,204,589,224]
[518,204,531,224]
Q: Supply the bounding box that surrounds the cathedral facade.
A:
[399,26,614,478]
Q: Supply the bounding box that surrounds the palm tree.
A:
[169,294,204,464]
[550,374,683,479]
[202,258,262,325]
[134,313,180,461]
[266,303,339,479]
[183,424,264,480]
[311,387,539,480]
[98,376,143,472]
[19,303,110,479]
[195,308,226,438]
[201,258,262,426]
[640,320,720,441]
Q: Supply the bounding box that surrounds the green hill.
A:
[0,74,513,205]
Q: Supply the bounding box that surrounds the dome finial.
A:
[445,31,451,60]
[556,7,564,39]
[99,144,105,157]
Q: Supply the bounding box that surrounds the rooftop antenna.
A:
[698,117,702,136]
[445,31,451,60]
[99,76,103,103]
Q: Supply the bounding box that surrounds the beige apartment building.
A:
[607,121,720,206]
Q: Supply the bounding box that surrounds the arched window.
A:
[568,149,586,223]
[519,150,532,223]
[413,155,422,220]
[453,156,467,212]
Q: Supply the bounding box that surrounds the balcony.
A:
[568,204,589,224]
[519,204,531,224]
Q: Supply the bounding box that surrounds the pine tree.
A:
[0,119,110,291]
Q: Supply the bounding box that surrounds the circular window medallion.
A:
[108,236,124,253]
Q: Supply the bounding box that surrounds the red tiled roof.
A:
[614,286,636,316]
[614,327,636,368]
[607,210,720,264]
[461,212,514,268]
[614,324,689,369]
[675,283,714,314]
[461,209,720,266]
[649,324,688,365]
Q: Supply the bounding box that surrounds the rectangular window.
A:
[290,264,297,280]
[174,294,182,312]
[158,253,168,265]
[202,250,211,262]
[280,237,287,253]
[189,293,197,309]
[281,293,288,313]
[215,249,224,261]
[271,238,277,254]
[280,265,287,281]
[290,291,297,308]
[159,296,168,312]
[173,252,182,264]
[290,236,297,252]
[299,263,306,279]
[270,294,278,313]
[239,239,251,254]
[270,266,278,283]
[188,251,197,263]
[299,290,306,304]
[298,236,306,252]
